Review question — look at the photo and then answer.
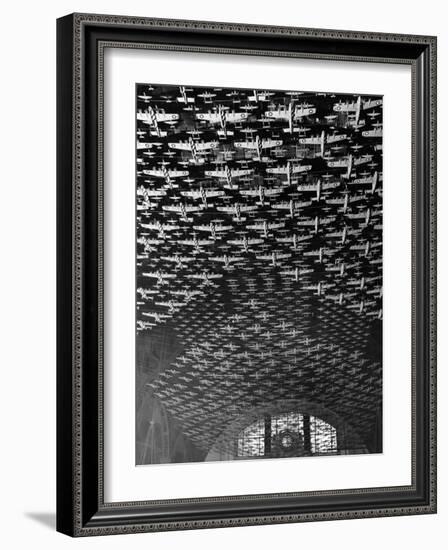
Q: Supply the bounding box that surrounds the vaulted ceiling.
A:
[135,84,383,455]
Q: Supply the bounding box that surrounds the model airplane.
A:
[298,130,347,156]
[180,187,225,206]
[216,203,258,222]
[187,271,223,286]
[266,161,313,184]
[234,136,283,160]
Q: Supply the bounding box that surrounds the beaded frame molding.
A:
[56,13,437,537]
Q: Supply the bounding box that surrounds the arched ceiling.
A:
[135,84,383,455]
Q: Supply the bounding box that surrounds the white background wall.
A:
[0,1,445,548]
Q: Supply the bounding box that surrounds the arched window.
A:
[237,411,338,458]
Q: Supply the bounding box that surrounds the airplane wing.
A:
[266,167,287,174]
[157,113,179,122]
[362,128,383,137]
[206,190,225,198]
[145,189,166,197]
[268,222,285,228]
[276,236,293,242]
[232,169,252,177]
[322,182,339,190]
[351,176,374,184]
[226,112,248,122]
[234,141,256,149]
[195,142,219,151]
[136,142,155,150]
[264,110,286,119]
[168,142,191,151]
[196,113,220,123]
[262,139,282,148]
[204,170,223,177]
[210,256,226,262]
[143,169,163,177]
[327,134,347,143]
[180,191,201,199]
[140,223,160,230]
[294,107,316,117]
[363,98,383,110]
[354,155,373,165]
[168,170,188,177]
[292,164,312,173]
[136,112,152,122]
[297,184,318,191]
[327,159,347,168]
[298,136,321,145]
[333,102,357,113]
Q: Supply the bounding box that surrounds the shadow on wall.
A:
[24,512,56,531]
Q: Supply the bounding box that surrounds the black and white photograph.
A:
[135,84,383,465]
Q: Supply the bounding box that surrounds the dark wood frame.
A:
[57,13,437,537]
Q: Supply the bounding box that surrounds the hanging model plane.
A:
[210,254,245,269]
[256,251,292,267]
[239,185,283,205]
[168,137,219,163]
[275,233,312,249]
[180,187,225,206]
[161,254,196,269]
[137,107,179,125]
[298,130,348,157]
[178,235,214,252]
[333,96,382,125]
[142,271,177,285]
[162,203,203,221]
[228,235,264,252]
[234,135,283,160]
[272,199,312,218]
[246,220,285,237]
[193,222,233,240]
[280,266,314,282]
[296,179,339,201]
[216,203,258,222]
[187,271,223,286]
[264,102,316,133]
[143,167,188,187]
[176,86,195,104]
[266,161,313,185]
[195,105,248,136]
[348,171,380,193]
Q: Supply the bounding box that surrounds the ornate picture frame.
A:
[56,13,436,536]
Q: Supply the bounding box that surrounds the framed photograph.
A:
[56,13,437,536]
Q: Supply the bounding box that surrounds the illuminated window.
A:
[237,412,337,457]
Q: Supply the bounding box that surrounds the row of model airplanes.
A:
[145,273,381,451]
[145,272,381,451]
[135,86,383,331]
